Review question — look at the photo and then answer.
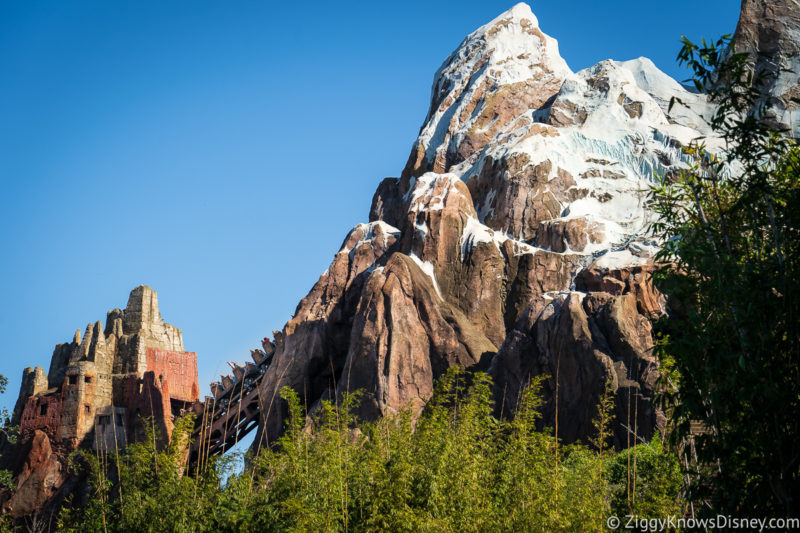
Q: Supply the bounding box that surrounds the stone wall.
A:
[11,367,48,426]
[145,348,199,403]
[58,361,98,448]
[18,394,63,442]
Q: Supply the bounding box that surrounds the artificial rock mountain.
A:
[250,1,799,448]
[253,2,725,449]
[251,0,800,447]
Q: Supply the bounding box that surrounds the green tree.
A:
[0,374,16,492]
[650,35,800,514]
[607,436,682,519]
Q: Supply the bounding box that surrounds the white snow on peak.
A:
[339,221,401,256]
[499,2,537,23]
[459,215,541,257]
[593,249,649,270]
[442,1,570,86]
[619,57,686,96]
[438,50,718,269]
[408,253,443,299]
[406,172,464,212]
[460,215,503,257]
[417,2,571,160]
[386,5,730,273]
[616,57,715,136]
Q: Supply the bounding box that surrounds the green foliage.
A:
[0,374,15,493]
[607,436,682,519]
[590,378,615,461]
[649,35,800,514]
[0,471,13,493]
[58,369,682,532]
[58,414,232,533]
[0,374,11,434]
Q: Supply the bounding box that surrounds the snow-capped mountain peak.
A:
[397,2,715,266]
[414,3,571,176]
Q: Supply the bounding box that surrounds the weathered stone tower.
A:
[3,286,199,517]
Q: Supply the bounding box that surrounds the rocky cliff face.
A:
[253,3,729,448]
[731,0,800,135]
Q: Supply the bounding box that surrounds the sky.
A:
[0,0,740,417]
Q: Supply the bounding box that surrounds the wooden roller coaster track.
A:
[188,343,274,469]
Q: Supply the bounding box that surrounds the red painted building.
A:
[19,394,63,441]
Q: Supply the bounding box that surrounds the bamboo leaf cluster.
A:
[51,369,679,533]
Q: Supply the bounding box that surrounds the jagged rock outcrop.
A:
[250,2,730,448]
[2,287,198,518]
[11,367,48,427]
[490,289,663,447]
[731,0,800,135]
[3,431,64,518]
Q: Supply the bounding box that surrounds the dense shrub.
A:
[54,369,681,532]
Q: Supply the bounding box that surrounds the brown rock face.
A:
[2,431,64,518]
[256,178,512,441]
[731,0,800,134]
[467,155,580,242]
[340,253,494,419]
[533,217,605,253]
[255,221,402,441]
[255,166,664,448]
[490,289,664,447]
[575,262,665,319]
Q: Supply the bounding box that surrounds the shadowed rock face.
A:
[2,431,64,518]
[490,290,664,447]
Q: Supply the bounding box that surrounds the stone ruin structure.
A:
[1,286,199,517]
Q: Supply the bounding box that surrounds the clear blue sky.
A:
[0,1,739,414]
